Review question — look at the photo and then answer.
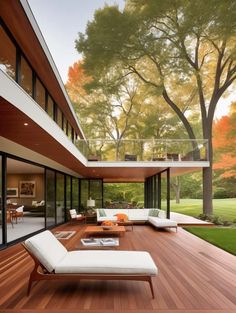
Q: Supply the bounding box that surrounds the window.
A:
[56,173,65,224]
[72,178,79,211]
[57,107,63,129]
[46,169,55,227]
[6,158,45,243]
[66,176,72,220]
[63,117,67,133]
[20,56,32,96]
[0,25,16,79]
[68,123,72,140]
[35,78,46,110]
[47,95,54,119]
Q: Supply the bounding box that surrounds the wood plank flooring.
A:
[0,223,236,313]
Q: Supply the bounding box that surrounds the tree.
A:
[213,102,236,178]
[76,1,236,215]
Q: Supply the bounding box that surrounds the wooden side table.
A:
[116,220,134,231]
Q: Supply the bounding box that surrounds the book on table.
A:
[81,238,119,246]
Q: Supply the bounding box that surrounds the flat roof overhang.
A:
[0,0,84,139]
[0,96,209,181]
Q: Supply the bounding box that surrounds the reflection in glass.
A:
[20,56,32,96]
[63,118,67,134]
[0,25,16,79]
[90,180,103,208]
[47,95,54,119]
[72,178,79,211]
[66,176,71,220]
[56,173,65,224]
[35,78,46,110]
[80,180,88,211]
[6,158,45,243]
[68,123,72,140]
[46,169,55,227]
[57,107,63,129]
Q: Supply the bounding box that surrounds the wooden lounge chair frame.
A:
[22,243,155,298]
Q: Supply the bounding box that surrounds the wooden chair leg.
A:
[148,277,155,299]
[27,276,34,296]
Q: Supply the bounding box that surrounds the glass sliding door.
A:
[72,178,79,211]
[80,180,88,212]
[90,180,103,208]
[46,169,55,227]
[56,173,65,224]
[6,158,45,243]
[66,176,72,221]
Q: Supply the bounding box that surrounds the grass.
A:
[169,198,236,222]
[184,227,236,255]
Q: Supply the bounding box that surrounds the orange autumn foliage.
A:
[66,60,92,102]
[213,104,236,177]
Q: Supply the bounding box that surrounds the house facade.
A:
[0,0,209,248]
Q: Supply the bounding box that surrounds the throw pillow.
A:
[149,209,159,217]
[98,209,106,217]
[114,213,128,222]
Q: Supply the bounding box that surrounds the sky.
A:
[28,0,231,119]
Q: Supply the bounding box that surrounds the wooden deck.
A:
[0,223,236,313]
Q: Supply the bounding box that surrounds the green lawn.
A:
[169,198,236,222]
[184,227,236,255]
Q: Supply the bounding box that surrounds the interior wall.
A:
[7,173,44,206]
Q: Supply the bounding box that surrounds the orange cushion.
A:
[115,213,128,222]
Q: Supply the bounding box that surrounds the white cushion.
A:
[97,216,118,222]
[25,230,68,272]
[128,209,149,221]
[148,216,177,227]
[70,209,77,219]
[55,250,157,275]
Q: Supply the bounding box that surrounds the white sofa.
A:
[96,209,178,231]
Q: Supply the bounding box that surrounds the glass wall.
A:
[46,169,55,227]
[57,107,63,129]
[0,23,80,144]
[66,176,71,220]
[56,173,65,224]
[0,156,2,245]
[6,158,45,243]
[72,178,79,211]
[20,56,32,96]
[35,78,46,110]
[0,25,16,79]
[90,180,103,208]
[80,180,88,212]
[47,95,54,119]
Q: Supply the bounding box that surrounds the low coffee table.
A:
[84,225,125,237]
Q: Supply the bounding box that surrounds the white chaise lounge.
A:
[23,230,158,297]
[96,208,178,231]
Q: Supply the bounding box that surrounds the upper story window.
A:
[57,107,63,129]
[20,56,33,96]
[0,25,16,80]
[47,95,54,119]
[63,117,67,133]
[35,78,46,110]
[67,123,72,140]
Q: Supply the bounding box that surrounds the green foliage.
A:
[103,183,144,205]
[184,227,236,255]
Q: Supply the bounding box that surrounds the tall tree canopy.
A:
[76,0,236,214]
[213,102,236,178]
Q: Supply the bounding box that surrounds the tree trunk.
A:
[202,134,213,215]
[171,176,181,204]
